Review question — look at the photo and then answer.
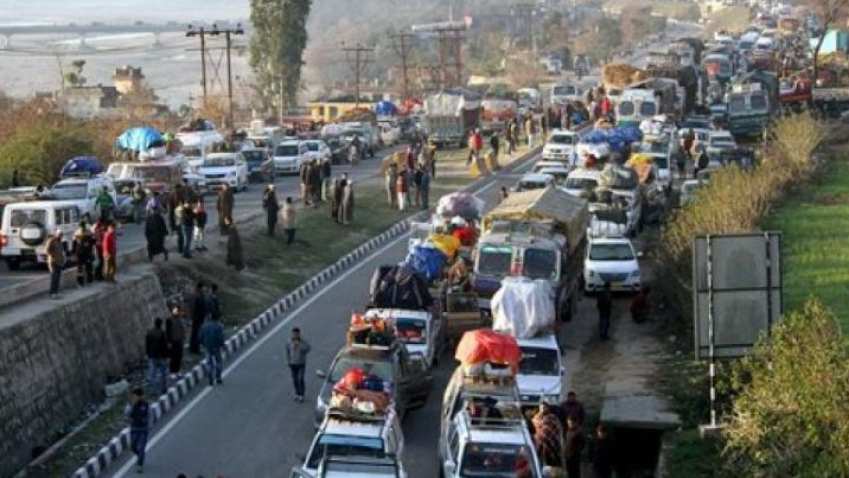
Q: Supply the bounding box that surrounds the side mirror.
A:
[315,370,327,379]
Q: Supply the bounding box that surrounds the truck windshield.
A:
[639,102,657,116]
[728,96,747,113]
[618,101,635,116]
[203,157,236,167]
[589,243,635,261]
[553,86,575,96]
[750,93,768,110]
[477,247,513,277]
[519,347,559,376]
[307,435,385,470]
[523,248,557,280]
[241,150,266,164]
[460,443,535,477]
[51,184,88,200]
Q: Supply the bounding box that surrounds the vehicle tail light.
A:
[0,232,6,250]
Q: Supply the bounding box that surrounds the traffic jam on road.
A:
[285,4,847,478]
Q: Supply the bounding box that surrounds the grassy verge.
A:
[762,156,849,331]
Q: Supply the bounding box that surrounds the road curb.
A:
[71,144,544,478]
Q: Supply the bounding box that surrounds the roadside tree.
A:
[807,0,849,84]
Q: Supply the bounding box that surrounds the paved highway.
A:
[0,154,392,291]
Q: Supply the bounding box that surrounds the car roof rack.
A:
[457,409,525,432]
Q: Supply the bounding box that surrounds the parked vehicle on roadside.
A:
[240,148,275,183]
[290,455,405,478]
[49,176,118,222]
[198,153,249,192]
[1,201,80,270]
[304,139,333,164]
[562,168,602,197]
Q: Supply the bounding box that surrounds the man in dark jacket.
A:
[299,159,310,205]
[189,282,207,354]
[597,282,613,340]
[165,306,186,377]
[144,210,169,262]
[262,185,280,236]
[285,327,311,402]
[216,184,234,235]
[72,221,96,286]
[309,160,322,205]
[125,388,151,473]
[564,416,586,478]
[590,424,614,478]
[560,391,587,427]
[180,201,195,259]
[199,313,225,386]
[145,318,169,395]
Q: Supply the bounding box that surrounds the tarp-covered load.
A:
[491,277,555,339]
[455,329,522,374]
[116,127,165,153]
[424,89,482,116]
[602,63,649,89]
[598,163,639,190]
[436,192,485,221]
[483,186,589,254]
[369,264,434,310]
[580,126,643,154]
[404,245,448,283]
[626,153,654,184]
[60,156,103,178]
[375,100,398,116]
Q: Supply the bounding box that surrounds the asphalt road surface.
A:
[0,154,392,291]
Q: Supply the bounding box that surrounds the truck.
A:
[726,83,771,137]
[422,89,481,148]
[779,79,849,118]
[473,186,588,322]
[480,97,518,134]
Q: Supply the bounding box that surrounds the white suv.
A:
[542,129,579,165]
[1,201,81,270]
[583,235,642,293]
[441,410,543,478]
[49,176,117,222]
[198,152,249,192]
[516,334,565,409]
[273,140,309,174]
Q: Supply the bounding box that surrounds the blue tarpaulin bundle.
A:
[581,127,643,153]
[375,100,398,116]
[60,156,103,178]
[116,127,164,152]
[404,245,447,283]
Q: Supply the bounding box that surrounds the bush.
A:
[0,121,95,187]
[654,112,824,320]
[724,299,849,477]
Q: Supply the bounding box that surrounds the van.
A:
[0,201,81,269]
[616,89,658,128]
[106,159,187,195]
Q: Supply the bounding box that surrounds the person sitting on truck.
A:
[447,257,472,291]
[451,217,478,247]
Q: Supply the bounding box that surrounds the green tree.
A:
[724,299,849,477]
[249,0,312,113]
[0,122,94,187]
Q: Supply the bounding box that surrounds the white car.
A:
[515,173,554,192]
[584,235,642,293]
[273,140,309,174]
[516,334,565,408]
[706,130,737,168]
[377,120,402,146]
[49,176,118,222]
[1,201,81,270]
[295,408,406,478]
[198,153,249,192]
[562,168,601,197]
[367,308,443,371]
[303,139,332,164]
[542,129,579,165]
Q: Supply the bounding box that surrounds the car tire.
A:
[20,222,46,247]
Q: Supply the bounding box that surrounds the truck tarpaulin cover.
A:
[116,127,164,152]
[491,277,555,339]
[60,156,104,178]
[483,186,588,254]
[369,264,434,310]
[598,163,639,190]
[455,329,522,373]
[424,89,482,116]
[404,245,447,283]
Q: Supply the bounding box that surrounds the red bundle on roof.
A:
[455,329,522,374]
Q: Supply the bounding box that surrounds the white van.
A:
[516,334,565,408]
[1,201,81,269]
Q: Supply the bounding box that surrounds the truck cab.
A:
[616,89,658,128]
[727,83,770,137]
[550,83,581,106]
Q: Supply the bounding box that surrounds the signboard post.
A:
[693,232,782,429]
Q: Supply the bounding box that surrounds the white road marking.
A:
[112,155,525,477]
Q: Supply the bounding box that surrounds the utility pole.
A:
[187,23,244,127]
[342,43,374,107]
[390,32,415,100]
[434,26,465,89]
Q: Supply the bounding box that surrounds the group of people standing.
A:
[45,215,118,299]
[386,141,435,212]
[298,158,332,207]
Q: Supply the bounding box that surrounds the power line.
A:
[187,23,244,127]
[434,26,465,89]
[390,32,415,100]
[342,43,374,107]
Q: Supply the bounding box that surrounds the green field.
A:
[764,157,849,330]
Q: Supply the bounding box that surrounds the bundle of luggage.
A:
[436,192,484,222]
[369,264,434,310]
[491,277,556,339]
[404,244,448,283]
[331,367,391,415]
[455,329,522,378]
[348,313,395,348]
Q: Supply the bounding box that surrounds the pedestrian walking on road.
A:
[179,201,195,259]
[531,403,564,468]
[144,210,169,262]
[597,282,613,341]
[216,184,234,235]
[590,424,614,478]
[193,198,207,252]
[419,167,431,210]
[564,416,586,478]
[73,221,95,287]
[207,283,222,321]
[168,183,186,232]
[559,391,587,428]
[11,169,19,188]
[125,388,151,474]
[145,317,169,395]
[103,222,118,283]
[45,229,65,299]
[500,186,509,201]
[282,197,297,245]
[165,306,186,377]
[385,163,398,207]
[340,176,354,225]
[263,184,280,237]
[189,282,207,355]
[286,327,311,402]
[225,222,245,271]
[199,313,225,386]
[524,115,534,148]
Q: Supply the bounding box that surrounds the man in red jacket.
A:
[103,222,118,283]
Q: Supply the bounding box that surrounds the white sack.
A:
[491,276,556,339]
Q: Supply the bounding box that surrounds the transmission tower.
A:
[342,43,374,107]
